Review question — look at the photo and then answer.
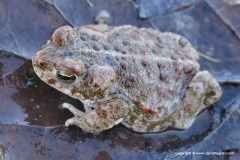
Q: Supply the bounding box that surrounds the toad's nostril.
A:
[40,62,46,66]
[38,61,48,70]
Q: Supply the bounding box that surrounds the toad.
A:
[32,25,222,133]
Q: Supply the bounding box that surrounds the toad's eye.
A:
[57,70,76,84]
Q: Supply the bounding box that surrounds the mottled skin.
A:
[32,25,222,133]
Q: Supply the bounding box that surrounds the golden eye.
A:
[57,70,76,84]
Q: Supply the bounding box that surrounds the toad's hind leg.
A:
[177,71,222,128]
[63,99,130,134]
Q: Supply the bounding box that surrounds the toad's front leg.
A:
[62,99,130,134]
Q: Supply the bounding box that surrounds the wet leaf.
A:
[0,0,69,59]
[166,96,240,160]
[205,0,240,40]
[136,0,193,18]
